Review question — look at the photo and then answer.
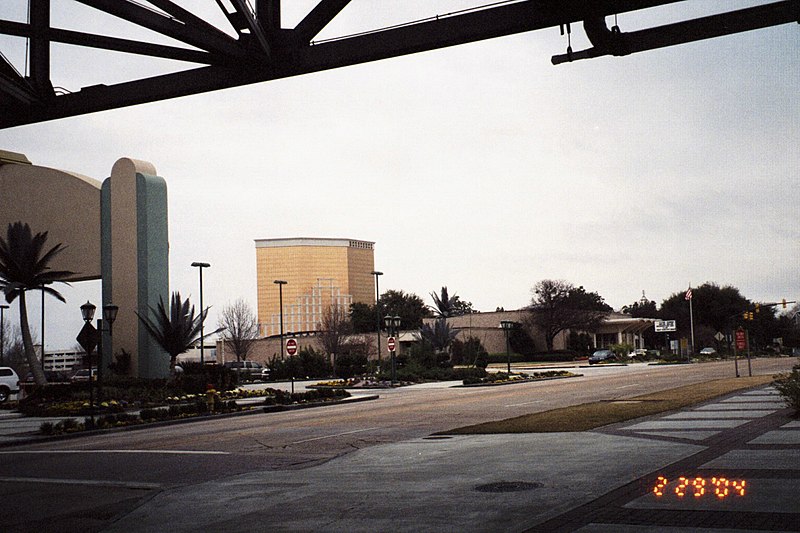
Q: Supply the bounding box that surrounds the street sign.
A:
[286,338,298,356]
[654,320,677,332]
[76,322,98,358]
[714,332,725,342]
[735,329,747,351]
[387,336,396,352]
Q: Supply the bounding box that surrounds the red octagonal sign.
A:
[286,338,298,356]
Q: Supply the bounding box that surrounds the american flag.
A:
[685,288,693,301]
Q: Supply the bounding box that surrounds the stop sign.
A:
[286,338,298,356]
[387,336,396,352]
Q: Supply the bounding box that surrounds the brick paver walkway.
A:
[529,387,800,532]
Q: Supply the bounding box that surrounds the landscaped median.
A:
[308,378,411,389]
[461,370,580,386]
[441,375,780,435]
[33,387,362,436]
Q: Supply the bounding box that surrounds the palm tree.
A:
[430,286,455,318]
[0,222,73,386]
[416,318,459,354]
[137,292,223,374]
[430,286,474,318]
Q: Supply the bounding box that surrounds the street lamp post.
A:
[79,301,97,424]
[191,262,211,364]
[99,304,118,393]
[500,320,516,374]
[41,284,45,371]
[383,315,401,385]
[274,280,287,359]
[78,301,118,422]
[0,304,8,365]
[371,271,383,371]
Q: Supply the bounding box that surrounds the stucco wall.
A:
[0,158,101,281]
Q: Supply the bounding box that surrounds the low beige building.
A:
[433,310,655,354]
[215,310,655,367]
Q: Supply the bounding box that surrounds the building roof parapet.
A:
[255,237,374,250]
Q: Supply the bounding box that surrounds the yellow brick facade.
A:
[255,238,375,336]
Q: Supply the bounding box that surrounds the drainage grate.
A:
[474,481,543,493]
[423,436,453,440]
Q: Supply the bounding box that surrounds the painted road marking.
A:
[0,449,229,455]
[505,400,544,407]
[0,476,161,489]
[290,427,380,445]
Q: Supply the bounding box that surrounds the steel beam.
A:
[0,19,219,65]
[294,0,352,43]
[29,0,51,96]
[552,1,800,64]
[74,0,247,59]
[0,57,38,105]
[227,0,272,57]
[1,0,796,128]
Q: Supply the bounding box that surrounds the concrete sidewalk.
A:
[102,386,799,532]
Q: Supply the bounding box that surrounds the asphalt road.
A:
[1,358,795,532]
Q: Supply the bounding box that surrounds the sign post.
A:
[734,328,747,378]
[76,321,99,425]
[387,336,397,385]
[655,320,676,354]
[285,338,298,393]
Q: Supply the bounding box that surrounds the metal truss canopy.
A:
[0,0,797,129]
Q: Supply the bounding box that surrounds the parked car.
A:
[223,360,263,379]
[0,367,20,403]
[24,370,70,383]
[629,348,647,358]
[70,368,97,382]
[588,349,615,364]
[700,347,717,355]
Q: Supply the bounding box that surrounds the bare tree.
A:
[217,298,259,362]
[318,304,353,371]
[2,322,25,372]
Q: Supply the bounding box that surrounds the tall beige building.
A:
[255,237,376,336]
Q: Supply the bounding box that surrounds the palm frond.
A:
[137,291,222,359]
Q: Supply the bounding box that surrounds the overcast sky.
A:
[1,1,798,351]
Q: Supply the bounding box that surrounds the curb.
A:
[263,394,379,412]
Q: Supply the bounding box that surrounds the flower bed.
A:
[308,378,403,389]
[462,370,578,386]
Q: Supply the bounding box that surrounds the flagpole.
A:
[687,285,695,356]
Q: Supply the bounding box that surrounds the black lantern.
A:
[80,301,96,323]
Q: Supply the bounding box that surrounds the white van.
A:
[0,367,20,402]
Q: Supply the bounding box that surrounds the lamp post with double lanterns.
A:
[274,280,287,359]
[100,303,119,391]
[383,315,401,386]
[191,262,211,364]
[500,320,517,374]
[370,271,383,370]
[77,301,118,426]
[0,304,8,365]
